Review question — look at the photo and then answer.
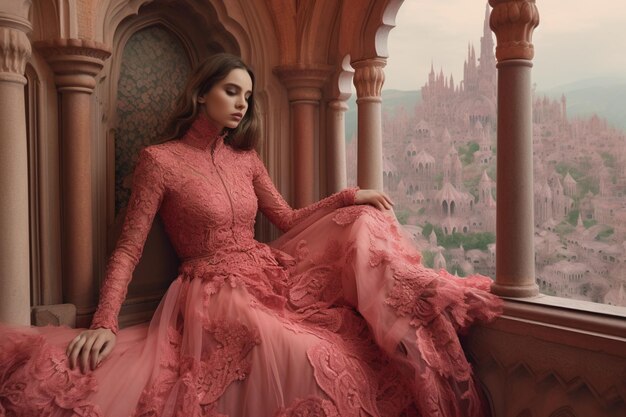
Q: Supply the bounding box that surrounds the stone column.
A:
[274,66,330,207]
[489,0,540,297]
[352,58,385,191]
[326,99,348,193]
[0,7,32,325]
[36,38,111,327]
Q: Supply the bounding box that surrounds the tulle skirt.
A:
[0,206,502,417]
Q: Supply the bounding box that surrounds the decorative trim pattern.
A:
[35,37,112,60]
[466,315,626,417]
[35,38,111,92]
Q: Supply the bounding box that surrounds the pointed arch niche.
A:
[96,2,243,327]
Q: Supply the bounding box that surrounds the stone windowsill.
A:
[485,295,626,357]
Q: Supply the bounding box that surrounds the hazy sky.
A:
[384,0,626,91]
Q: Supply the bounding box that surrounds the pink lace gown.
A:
[0,115,502,417]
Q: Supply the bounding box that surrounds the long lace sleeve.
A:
[90,148,166,333]
[251,152,358,232]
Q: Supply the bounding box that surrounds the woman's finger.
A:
[97,338,115,366]
[89,335,106,370]
[80,336,97,374]
[66,334,80,356]
[68,336,86,370]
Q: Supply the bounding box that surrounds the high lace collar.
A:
[182,113,227,152]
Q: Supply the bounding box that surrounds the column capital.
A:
[352,57,386,101]
[0,26,31,84]
[489,0,539,61]
[273,64,332,102]
[35,38,112,93]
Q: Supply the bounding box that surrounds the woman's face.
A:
[199,68,253,132]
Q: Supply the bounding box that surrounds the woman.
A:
[0,53,502,417]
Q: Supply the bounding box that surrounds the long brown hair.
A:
[159,53,260,150]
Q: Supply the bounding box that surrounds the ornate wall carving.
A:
[489,0,539,61]
[0,26,31,82]
[466,303,626,417]
[352,58,386,101]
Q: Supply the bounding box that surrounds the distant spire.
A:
[429,229,438,246]
[483,2,491,37]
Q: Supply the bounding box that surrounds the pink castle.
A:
[347,3,626,306]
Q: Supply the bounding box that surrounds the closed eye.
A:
[224,83,252,100]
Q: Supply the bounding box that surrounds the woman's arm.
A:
[91,148,166,332]
[251,152,392,232]
[67,147,165,372]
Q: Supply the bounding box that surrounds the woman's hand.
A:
[66,328,116,373]
[354,189,394,211]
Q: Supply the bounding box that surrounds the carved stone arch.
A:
[372,0,403,58]
[208,1,255,66]
[326,54,353,101]
[107,17,194,124]
[24,62,43,306]
[31,0,61,41]
[98,19,193,326]
[31,0,101,39]
[97,0,236,53]
[341,0,403,62]
[303,0,342,65]
[22,47,64,309]
[96,0,155,46]
[263,0,297,65]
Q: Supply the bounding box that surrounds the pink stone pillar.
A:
[489,0,540,297]
[0,10,32,325]
[352,58,385,191]
[274,66,330,207]
[326,99,348,193]
[36,39,111,326]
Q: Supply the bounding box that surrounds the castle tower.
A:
[479,170,496,206]
[535,180,553,226]
[564,172,577,197]
[599,166,611,197]
[478,2,496,99]
[451,150,463,188]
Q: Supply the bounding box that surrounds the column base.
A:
[491,282,540,298]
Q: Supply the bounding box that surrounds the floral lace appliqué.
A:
[0,333,101,417]
[275,396,340,417]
